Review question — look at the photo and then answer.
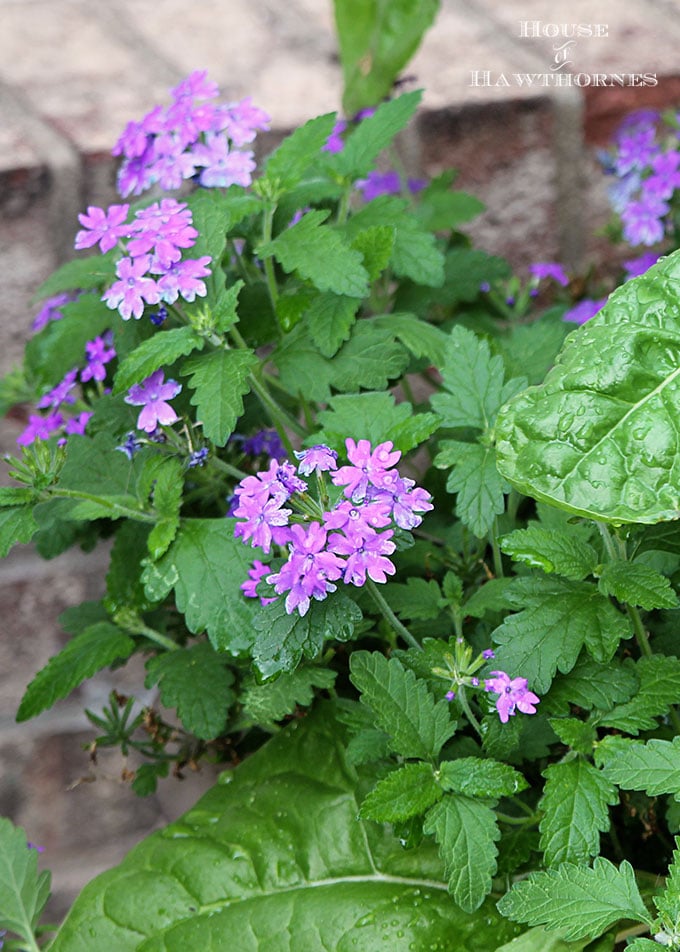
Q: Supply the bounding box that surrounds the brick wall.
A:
[2,0,679,916]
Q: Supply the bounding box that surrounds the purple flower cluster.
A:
[111,70,269,197]
[603,110,680,247]
[563,297,607,325]
[16,332,116,447]
[355,170,426,201]
[31,291,79,333]
[235,438,433,616]
[74,198,211,321]
[484,671,540,723]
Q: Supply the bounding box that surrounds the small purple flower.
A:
[332,438,401,502]
[64,412,92,436]
[294,444,338,476]
[116,431,144,460]
[104,255,161,320]
[563,298,606,325]
[192,134,256,188]
[124,369,182,433]
[187,447,208,468]
[267,522,343,615]
[482,649,495,660]
[324,119,347,153]
[17,411,64,446]
[614,124,659,176]
[80,334,116,383]
[127,198,198,267]
[233,495,292,554]
[484,670,540,724]
[643,150,680,201]
[367,473,433,530]
[241,559,277,605]
[74,204,131,253]
[171,70,220,103]
[156,256,212,305]
[242,429,287,461]
[328,525,396,586]
[621,195,668,246]
[356,169,402,201]
[37,368,79,409]
[623,252,660,279]
[218,96,270,147]
[323,498,392,535]
[31,291,77,332]
[528,262,569,287]
[445,690,456,701]
[150,306,168,326]
[479,281,491,293]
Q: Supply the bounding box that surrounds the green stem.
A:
[489,518,504,578]
[46,488,155,524]
[367,579,422,651]
[457,685,482,737]
[495,811,538,826]
[336,184,352,225]
[127,622,179,653]
[596,521,618,561]
[209,455,248,481]
[261,203,280,311]
[400,374,416,406]
[509,795,536,818]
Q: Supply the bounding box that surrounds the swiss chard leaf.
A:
[49,705,522,951]
[495,249,680,524]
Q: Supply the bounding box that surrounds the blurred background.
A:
[0,0,677,916]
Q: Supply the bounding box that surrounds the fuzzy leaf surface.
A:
[597,735,680,797]
[495,250,680,523]
[0,817,51,944]
[350,651,456,761]
[262,113,338,188]
[539,759,616,866]
[435,440,508,538]
[500,527,598,581]
[423,795,500,912]
[114,327,204,394]
[496,858,652,940]
[49,705,522,951]
[438,758,527,800]
[360,762,442,823]
[599,655,680,734]
[240,668,337,723]
[431,325,508,429]
[0,506,38,557]
[313,391,439,455]
[17,622,135,721]
[182,348,257,445]
[597,560,678,609]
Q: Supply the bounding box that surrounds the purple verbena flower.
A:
[484,670,540,724]
[445,690,456,701]
[187,447,208,468]
[356,169,402,201]
[217,96,270,147]
[17,411,64,446]
[328,524,396,586]
[150,306,168,326]
[64,411,92,436]
[155,256,211,305]
[621,195,668,246]
[563,298,606,325]
[482,649,496,660]
[367,473,433,530]
[332,438,401,502]
[324,119,347,153]
[294,444,338,476]
[623,252,660,279]
[242,429,287,460]
[241,559,277,605]
[31,291,77,333]
[323,498,392,536]
[103,255,161,320]
[233,495,292,554]
[116,431,144,460]
[266,522,343,615]
[74,204,131,253]
[192,134,256,188]
[643,150,680,201]
[528,261,569,287]
[127,199,198,266]
[124,369,182,433]
[614,124,659,176]
[37,368,78,409]
[80,333,116,383]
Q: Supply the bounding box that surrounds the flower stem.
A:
[367,579,422,651]
[46,488,156,523]
[126,621,179,652]
[489,518,504,578]
[261,203,280,311]
[457,685,482,737]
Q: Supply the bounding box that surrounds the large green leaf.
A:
[0,818,51,947]
[49,705,523,951]
[538,759,616,866]
[182,347,257,445]
[495,250,680,523]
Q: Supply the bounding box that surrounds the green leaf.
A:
[33,251,117,300]
[16,622,135,721]
[599,655,680,734]
[499,309,572,386]
[538,759,616,866]
[360,762,442,822]
[597,560,678,609]
[372,312,449,364]
[492,577,632,694]
[143,519,260,653]
[250,593,362,680]
[0,506,38,557]
[442,247,512,304]
[496,925,605,952]
[146,458,184,560]
[313,391,439,455]
[113,327,204,394]
[305,291,359,357]
[423,794,500,912]
[240,667,337,723]
[496,858,653,941]
[500,527,598,581]
[346,728,391,766]
[431,325,511,429]
[257,209,369,297]
[182,348,257,445]
[495,250,680,524]
[145,642,235,740]
[597,735,680,797]
[435,440,507,538]
[549,718,596,755]
[344,195,445,286]
[545,655,639,716]
[49,705,522,951]
[0,817,51,945]
[333,91,422,179]
[350,224,396,282]
[105,522,153,612]
[350,651,456,760]
[654,837,680,934]
[439,757,527,799]
[274,321,409,402]
[186,188,258,266]
[262,113,338,189]
[415,185,486,233]
[334,0,438,114]
[382,578,443,621]
[463,578,515,618]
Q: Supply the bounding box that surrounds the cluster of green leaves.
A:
[7,3,680,947]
